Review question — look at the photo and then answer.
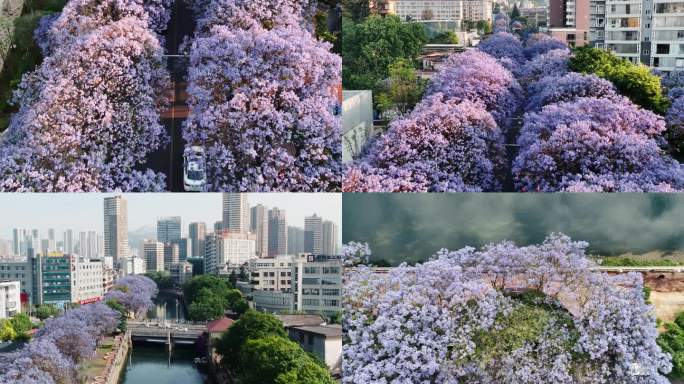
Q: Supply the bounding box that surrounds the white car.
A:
[183,146,207,192]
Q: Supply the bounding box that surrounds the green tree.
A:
[511,4,521,19]
[188,288,225,321]
[476,20,492,34]
[145,271,174,289]
[342,0,371,22]
[429,31,459,44]
[375,58,426,114]
[658,312,684,378]
[0,319,16,341]
[342,15,428,91]
[569,47,669,113]
[215,310,287,374]
[9,313,31,334]
[35,304,59,320]
[239,336,335,384]
[106,299,128,331]
[183,275,232,303]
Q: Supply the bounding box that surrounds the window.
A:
[657,44,671,54]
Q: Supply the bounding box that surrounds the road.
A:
[144,0,195,192]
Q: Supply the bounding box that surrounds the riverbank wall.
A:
[105,330,131,384]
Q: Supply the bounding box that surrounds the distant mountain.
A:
[128,225,156,255]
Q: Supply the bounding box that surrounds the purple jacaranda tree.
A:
[343,96,506,192]
[184,22,342,191]
[514,97,684,191]
[106,275,158,318]
[194,0,315,32]
[343,161,482,192]
[493,13,510,33]
[523,33,567,59]
[0,18,170,192]
[516,48,571,85]
[0,354,55,384]
[478,32,526,64]
[62,302,120,338]
[525,73,619,112]
[36,317,96,363]
[341,242,372,266]
[20,339,77,384]
[426,50,523,129]
[343,234,672,383]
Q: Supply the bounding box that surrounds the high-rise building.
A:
[549,0,591,47]
[188,222,206,258]
[87,231,98,259]
[157,217,182,244]
[322,221,338,256]
[268,208,288,258]
[222,193,249,233]
[214,221,223,232]
[78,231,87,257]
[305,214,323,255]
[41,253,104,308]
[287,226,305,256]
[178,238,190,261]
[143,241,164,272]
[64,229,74,254]
[292,254,342,316]
[163,243,180,271]
[251,204,269,258]
[103,196,128,266]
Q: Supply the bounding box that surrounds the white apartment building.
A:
[0,281,20,319]
[650,0,684,70]
[71,258,104,304]
[605,0,643,63]
[292,255,342,316]
[250,205,269,258]
[123,257,145,275]
[390,0,463,21]
[205,231,256,274]
[103,196,129,265]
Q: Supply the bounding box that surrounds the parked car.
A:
[183,146,206,192]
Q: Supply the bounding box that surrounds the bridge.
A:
[128,320,207,349]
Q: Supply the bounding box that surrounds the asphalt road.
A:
[144,0,195,192]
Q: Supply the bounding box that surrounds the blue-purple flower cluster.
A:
[0,0,174,191]
[343,234,672,383]
[183,0,342,191]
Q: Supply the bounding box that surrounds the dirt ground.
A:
[650,291,684,323]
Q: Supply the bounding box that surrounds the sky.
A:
[0,193,341,239]
[343,193,684,265]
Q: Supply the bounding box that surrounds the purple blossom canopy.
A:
[525,73,619,112]
[517,48,571,85]
[344,96,505,192]
[106,274,158,318]
[478,32,525,64]
[195,0,315,32]
[0,18,170,192]
[184,22,342,191]
[523,33,567,59]
[343,234,672,383]
[426,50,523,129]
[514,97,684,191]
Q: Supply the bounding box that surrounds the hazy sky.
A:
[0,193,341,238]
[343,194,684,265]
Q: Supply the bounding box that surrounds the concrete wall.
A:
[0,0,26,74]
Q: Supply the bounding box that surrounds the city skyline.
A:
[0,193,342,242]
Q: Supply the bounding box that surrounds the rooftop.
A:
[292,324,342,338]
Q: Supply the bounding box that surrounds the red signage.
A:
[78,296,102,305]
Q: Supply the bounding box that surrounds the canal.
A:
[119,292,211,384]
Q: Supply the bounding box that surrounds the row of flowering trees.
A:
[0,0,173,192]
[343,13,684,192]
[0,275,157,383]
[342,234,672,383]
[183,0,342,191]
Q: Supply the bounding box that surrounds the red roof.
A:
[207,317,235,333]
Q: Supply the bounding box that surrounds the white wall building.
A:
[124,257,146,275]
[391,0,463,21]
[71,258,104,304]
[463,0,493,22]
[103,196,128,266]
[342,90,373,163]
[0,281,20,319]
[206,232,256,274]
[143,240,164,272]
[288,325,342,373]
[248,256,295,292]
[222,193,250,233]
[292,255,342,316]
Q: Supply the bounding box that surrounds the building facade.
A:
[304,215,323,255]
[321,221,338,257]
[390,0,463,21]
[287,226,305,256]
[248,256,294,292]
[163,243,180,271]
[222,193,250,233]
[463,0,493,22]
[268,208,288,258]
[103,196,128,266]
[205,231,256,274]
[292,255,342,316]
[143,240,164,272]
[188,222,206,259]
[250,205,269,258]
[157,217,182,244]
[0,281,20,319]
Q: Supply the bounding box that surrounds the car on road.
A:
[183,146,207,192]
